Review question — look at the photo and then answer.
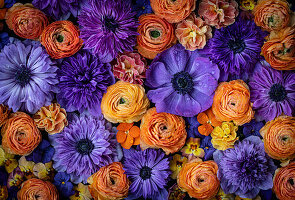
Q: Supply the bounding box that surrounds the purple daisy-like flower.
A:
[249,61,295,121]
[213,136,277,198]
[0,40,58,114]
[146,44,220,117]
[50,114,116,184]
[204,18,267,81]
[57,50,115,116]
[123,148,170,199]
[78,0,138,63]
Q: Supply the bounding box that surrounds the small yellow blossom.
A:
[70,183,92,200]
[18,156,36,179]
[240,0,256,11]
[211,122,239,150]
[0,146,18,173]
[169,154,188,179]
[181,138,205,158]
[33,161,54,181]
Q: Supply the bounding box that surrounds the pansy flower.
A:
[170,154,188,179]
[197,108,222,136]
[116,123,140,149]
[181,138,205,158]
[18,156,35,179]
[0,147,18,173]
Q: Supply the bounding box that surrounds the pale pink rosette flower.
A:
[113,52,147,85]
[176,13,212,51]
[198,0,239,29]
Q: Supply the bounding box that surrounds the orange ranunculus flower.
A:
[40,20,83,59]
[253,0,291,32]
[5,3,48,40]
[0,104,11,127]
[150,0,195,23]
[260,116,295,160]
[177,160,220,200]
[175,13,212,51]
[140,107,187,155]
[101,81,150,123]
[116,123,140,149]
[88,162,130,200]
[136,14,177,59]
[1,112,42,155]
[273,162,295,200]
[261,26,295,70]
[197,108,222,136]
[212,80,254,126]
[17,178,58,200]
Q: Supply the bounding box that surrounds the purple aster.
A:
[249,61,295,121]
[146,44,220,117]
[213,136,277,198]
[242,120,264,139]
[57,50,115,116]
[132,0,153,18]
[26,139,54,164]
[203,18,267,81]
[53,172,75,198]
[0,40,58,114]
[200,136,216,161]
[50,114,116,184]
[123,148,170,199]
[78,0,138,63]
[0,33,9,49]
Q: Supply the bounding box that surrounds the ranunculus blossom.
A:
[5,3,48,40]
[211,122,239,150]
[140,107,187,155]
[150,0,195,23]
[198,0,239,29]
[260,116,295,161]
[262,26,295,70]
[212,80,254,126]
[253,0,291,32]
[136,14,176,59]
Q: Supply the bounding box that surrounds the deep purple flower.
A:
[243,120,264,139]
[200,136,215,161]
[0,167,8,185]
[50,114,116,184]
[26,139,54,164]
[78,0,138,63]
[57,50,115,116]
[204,19,267,81]
[7,186,18,200]
[249,61,295,121]
[185,116,203,138]
[0,40,58,113]
[54,172,74,198]
[0,33,9,49]
[123,148,170,199]
[132,0,153,18]
[213,136,276,198]
[4,0,16,8]
[146,44,220,117]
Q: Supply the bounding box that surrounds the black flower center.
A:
[171,71,194,94]
[228,39,246,54]
[119,97,126,104]
[268,83,287,102]
[150,30,161,38]
[288,178,294,186]
[15,64,31,87]
[104,16,119,32]
[140,166,152,180]
[56,34,64,43]
[75,139,94,155]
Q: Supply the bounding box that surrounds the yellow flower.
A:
[70,183,92,200]
[215,188,235,199]
[170,154,188,179]
[0,185,8,200]
[33,161,54,181]
[240,0,256,10]
[0,146,18,173]
[211,122,239,150]
[18,156,35,179]
[181,138,205,158]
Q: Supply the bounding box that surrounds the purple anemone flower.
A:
[50,114,116,184]
[0,40,58,114]
[78,0,138,63]
[57,50,115,116]
[213,136,276,198]
[249,61,295,121]
[123,148,170,199]
[146,44,220,117]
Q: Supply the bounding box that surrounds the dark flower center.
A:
[268,83,287,102]
[171,71,194,94]
[150,30,161,38]
[75,139,94,155]
[119,98,126,104]
[228,39,246,54]
[15,64,31,87]
[288,178,294,186]
[104,16,119,32]
[140,166,152,180]
[56,34,64,43]
[241,160,256,174]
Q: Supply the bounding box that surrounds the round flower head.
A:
[123,148,170,199]
[78,0,138,63]
[249,61,295,121]
[50,114,116,184]
[57,50,115,116]
[0,40,58,114]
[146,44,220,117]
[213,136,277,198]
[211,122,239,150]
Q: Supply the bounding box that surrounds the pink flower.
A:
[176,13,212,51]
[113,52,147,85]
[198,0,239,29]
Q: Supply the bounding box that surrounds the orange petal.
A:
[121,135,134,149]
[197,112,209,124]
[134,136,140,145]
[207,108,222,127]
[117,123,134,131]
[198,124,213,136]
[129,126,140,138]
[116,131,127,143]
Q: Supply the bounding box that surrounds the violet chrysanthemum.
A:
[123,148,170,199]
[50,114,116,184]
[0,40,58,114]
[78,0,138,63]
[213,136,277,198]
[204,18,267,81]
[249,61,295,121]
[146,44,220,117]
[57,50,115,116]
